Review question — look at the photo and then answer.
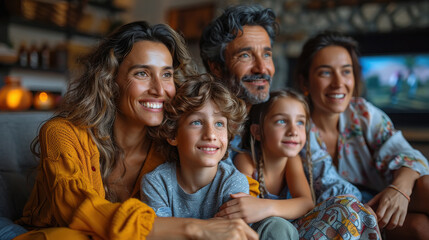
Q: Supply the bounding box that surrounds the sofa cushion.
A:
[0,112,53,173]
[0,172,36,220]
[0,112,53,220]
[0,174,14,219]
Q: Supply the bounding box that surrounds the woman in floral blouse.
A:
[294,31,429,239]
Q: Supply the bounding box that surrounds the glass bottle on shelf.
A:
[28,42,39,69]
[40,42,51,70]
[18,42,28,67]
[54,43,67,71]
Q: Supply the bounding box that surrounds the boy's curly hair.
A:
[150,73,247,163]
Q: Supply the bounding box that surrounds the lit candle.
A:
[33,91,55,110]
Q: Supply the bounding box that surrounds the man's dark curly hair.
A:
[199,4,278,72]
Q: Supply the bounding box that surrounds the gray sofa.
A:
[0,112,53,221]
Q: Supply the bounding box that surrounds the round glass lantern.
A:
[0,76,33,111]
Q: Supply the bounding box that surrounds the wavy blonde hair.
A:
[31,21,197,201]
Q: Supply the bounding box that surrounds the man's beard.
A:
[238,74,272,104]
[220,67,272,104]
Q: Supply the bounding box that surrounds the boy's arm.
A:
[221,164,251,204]
[141,173,172,217]
[216,154,266,223]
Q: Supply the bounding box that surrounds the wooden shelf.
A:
[0,62,67,74]
[8,16,103,39]
[0,0,128,88]
[88,1,127,13]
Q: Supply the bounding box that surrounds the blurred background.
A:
[0,0,428,155]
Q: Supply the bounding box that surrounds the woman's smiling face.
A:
[115,40,175,127]
[308,45,355,117]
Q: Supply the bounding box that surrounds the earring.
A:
[304,91,309,96]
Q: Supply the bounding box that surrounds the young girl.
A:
[218,88,382,239]
[218,89,315,222]
[141,74,249,219]
[217,86,380,240]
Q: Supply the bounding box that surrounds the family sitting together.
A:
[0,4,428,240]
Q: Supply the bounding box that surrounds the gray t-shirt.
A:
[141,161,249,219]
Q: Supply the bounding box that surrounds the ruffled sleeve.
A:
[353,98,429,181]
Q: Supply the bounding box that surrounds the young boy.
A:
[141,74,249,219]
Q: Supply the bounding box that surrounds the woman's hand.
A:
[215,193,270,223]
[150,216,258,240]
[367,187,409,230]
[189,218,259,240]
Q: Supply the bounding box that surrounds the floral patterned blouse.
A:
[309,97,429,203]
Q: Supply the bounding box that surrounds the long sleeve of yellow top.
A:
[16,117,259,240]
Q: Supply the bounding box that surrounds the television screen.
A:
[360,54,429,114]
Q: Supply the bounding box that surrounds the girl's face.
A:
[115,40,175,127]
[307,45,355,117]
[261,97,307,159]
[169,100,229,170]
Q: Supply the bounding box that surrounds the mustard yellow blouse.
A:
[16,117,259,240]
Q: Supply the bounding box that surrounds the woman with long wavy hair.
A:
[11,21,258,240]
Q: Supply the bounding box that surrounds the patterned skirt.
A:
[293,195,381,240]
